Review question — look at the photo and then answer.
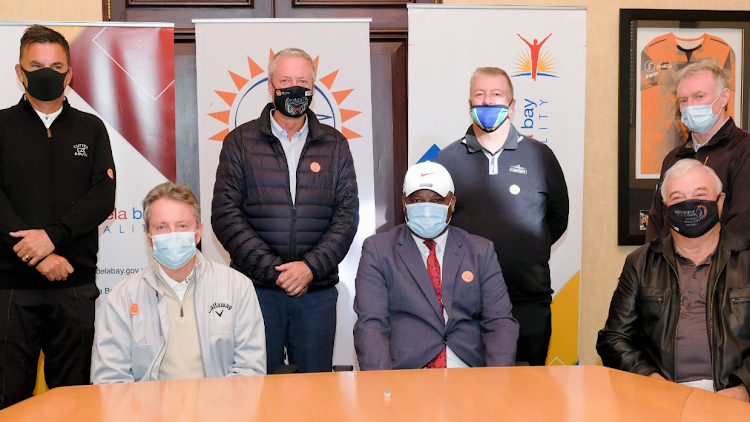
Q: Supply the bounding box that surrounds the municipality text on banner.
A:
[0,22,175,314]
[195,19,375,368]
[408,5,586,365]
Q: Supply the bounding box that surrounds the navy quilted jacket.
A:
[212,103,359,292]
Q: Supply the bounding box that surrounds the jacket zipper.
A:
[665,259,680,381]
[709,257,728,392]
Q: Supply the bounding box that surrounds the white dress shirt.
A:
[411,228,469,368]
[269,110,309,205]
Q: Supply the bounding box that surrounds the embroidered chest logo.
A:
[73,144,88,157]
[509,165,527,174]
[209,302,233,317]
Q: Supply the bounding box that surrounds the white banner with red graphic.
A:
[194,19,375,368]
[0,22,175,314]
[408,5,586,365]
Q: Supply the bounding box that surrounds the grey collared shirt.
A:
[270,110,309,204]
[674,251,714,383]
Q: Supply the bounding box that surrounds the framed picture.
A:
[618,9,750,245]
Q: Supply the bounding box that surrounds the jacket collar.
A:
[257,102,327,142]
[462,124,520,153]
[146,250,205,292]
[676,118,735,157]
[650,227,750,266]
[18,95,70,124]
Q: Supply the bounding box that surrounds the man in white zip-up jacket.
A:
[91,182,266,383]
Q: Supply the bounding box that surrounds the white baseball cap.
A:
[403,161,455,197]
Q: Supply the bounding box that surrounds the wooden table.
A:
[2,366,749,421]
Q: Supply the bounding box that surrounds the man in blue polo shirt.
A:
[435,66,569,366]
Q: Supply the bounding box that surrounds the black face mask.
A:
[22,67,68,102]
[272,85,313,118]
[667,198,721,238]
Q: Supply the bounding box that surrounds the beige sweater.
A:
[155,276,205,380]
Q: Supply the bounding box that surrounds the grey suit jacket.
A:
[353,224,519,370]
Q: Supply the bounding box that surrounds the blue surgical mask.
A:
[470,104,510,133]
[681,95,721,134]
[150,230,198,270]
[405,202,450,239]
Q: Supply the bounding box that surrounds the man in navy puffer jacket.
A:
[212,48,359,374]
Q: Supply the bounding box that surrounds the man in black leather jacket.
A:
[598,159,750,402]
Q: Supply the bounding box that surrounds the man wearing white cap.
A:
[353,162,518,370]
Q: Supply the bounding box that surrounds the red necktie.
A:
[424,240,446,369]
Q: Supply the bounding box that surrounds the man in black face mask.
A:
[212,48,359,374]
[598,159,750,402]
[0,25,115,408]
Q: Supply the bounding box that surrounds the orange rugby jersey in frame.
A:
[639,33,736,175]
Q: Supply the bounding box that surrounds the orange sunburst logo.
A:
[512,34,558,81]
[207,49,363,141]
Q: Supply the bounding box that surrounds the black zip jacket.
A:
[0,97,116,289]
[597,228,750,395]
[211,103,359,292]
[647,118,750,242]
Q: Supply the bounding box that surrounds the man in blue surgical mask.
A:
[92,182,266,383]
[646,59,750,242]
[353,162,518,370]
[435,67,569,366]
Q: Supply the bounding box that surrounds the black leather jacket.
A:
[597,228,750,394]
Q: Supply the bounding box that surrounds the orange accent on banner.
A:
[269,48,275,61]
[341,127,362,140]
[208,110,230,125]
[247,56,264,79]
[332,89,353,105]
[210,128,230,141]
[319,70,339,90]
[228,71,248,90]
[313,56,319,74]
[215,90,237,106]
[340,109,361,123]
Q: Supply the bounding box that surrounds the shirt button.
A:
[693,275,696,278]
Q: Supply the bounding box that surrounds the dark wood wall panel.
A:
[128,0,252,6]
[294,0,415,6]
[109,0,421,229]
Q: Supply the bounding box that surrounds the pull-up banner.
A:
[408,5,587,365]
[194,18,375,368]
[0,21,175,309]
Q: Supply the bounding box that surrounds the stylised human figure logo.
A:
[517,34,552,81]
[513,34,557,80]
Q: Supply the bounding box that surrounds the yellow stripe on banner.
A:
[33,351,49,396]
[546,272,580,366]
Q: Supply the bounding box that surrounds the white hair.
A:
[268,48,316,84]
[661,159,723,201]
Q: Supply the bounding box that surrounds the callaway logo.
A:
[73,143,88,157]
[209,302,233,317]
[509,165,527,174]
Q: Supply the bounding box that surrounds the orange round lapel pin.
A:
[130,303,139,315]
[310,162,321,173]
[462,271,474,282]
